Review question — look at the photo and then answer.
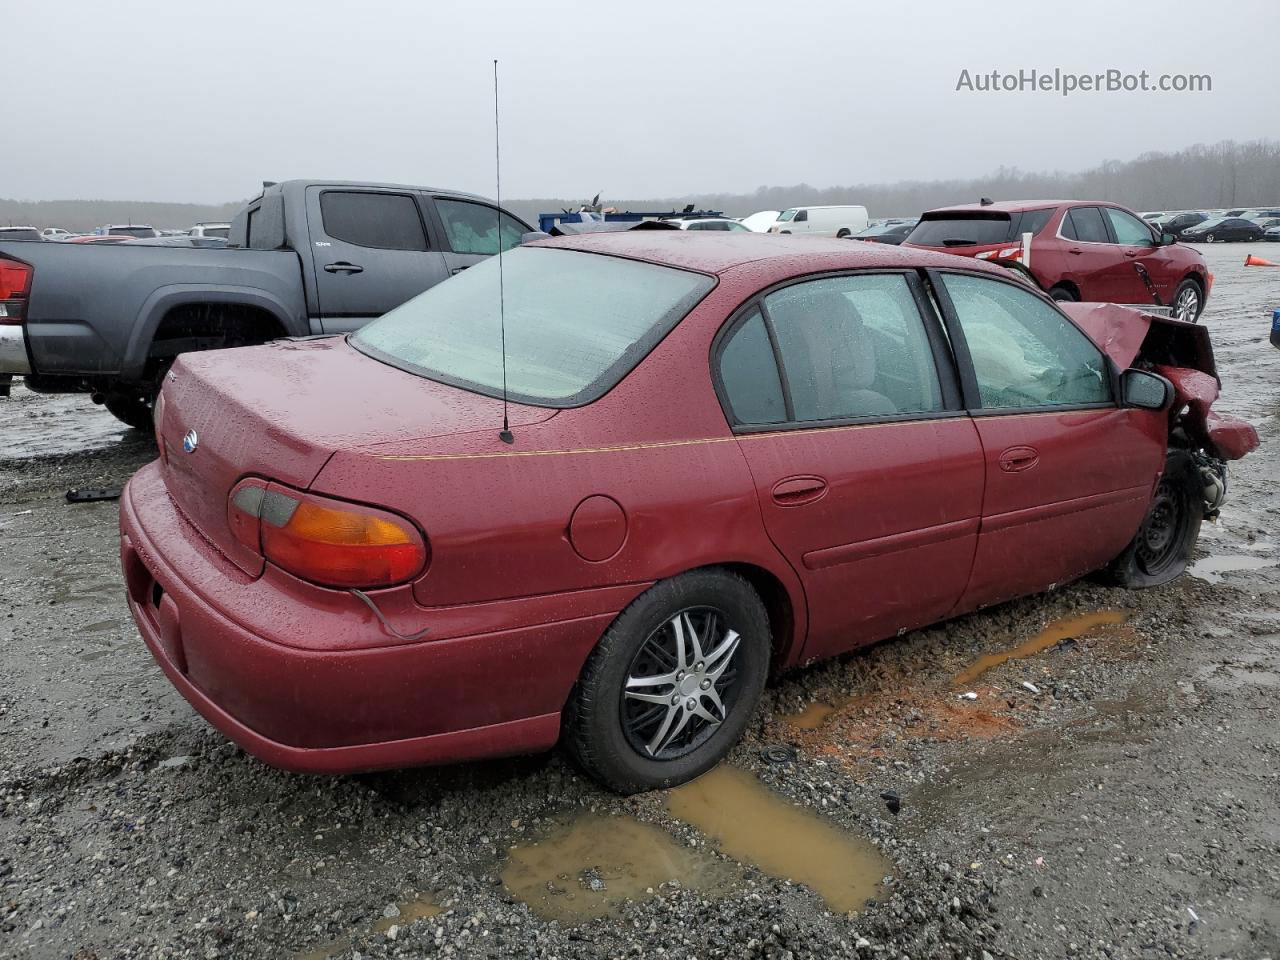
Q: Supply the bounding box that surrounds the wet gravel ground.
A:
[1,243,1278,960]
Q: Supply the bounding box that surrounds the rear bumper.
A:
[0,325,30,374]
[119,461,640,773]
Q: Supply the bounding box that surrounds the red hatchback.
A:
[120,233,1255,793]
[902,200,1212,322]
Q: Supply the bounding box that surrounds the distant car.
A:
[0,227,42,242]
[68,234,132,244]
[903,200,1210,321]
[1239,209,1280,224]
[103,224,160,239]
[123,236,230,248]
[40,228,71,241]
[769,205,870,238]
[1179,217,1264,243]
[1159,212,1210,239]
[1140,212,1165,221]
[1263,224,1280,242]
[739,210,780,233]
[189,221,231,239]
[851,220,918,245]
[668,217,753,232]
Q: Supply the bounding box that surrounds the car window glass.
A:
[1105,208,1155,246]
[718,308,786,425]
[763,274,943,422]
[1065,207,1110,243]
[794,209,808,223]
[728,221,750,232]
[1015,208,1055,237]
[941,274,1110,409]
[435,198,524,254]
[319,191,427,251]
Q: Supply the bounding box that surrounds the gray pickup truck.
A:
[0,180,530,428]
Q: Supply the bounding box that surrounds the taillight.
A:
[228,482,427,589]
[0,258,32,326]
[153,388,167,458]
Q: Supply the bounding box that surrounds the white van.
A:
[769,205,870,238]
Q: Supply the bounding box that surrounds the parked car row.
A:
[1141,206,1280,242]
[0,221,234,243]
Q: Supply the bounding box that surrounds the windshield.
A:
[201,226,230,238]
[1193,218,1225,229]
[776,209,798,222]
[108,226,156,238]
[0,228,41,241]
[906,213,1013,247]
[352,247,715,407]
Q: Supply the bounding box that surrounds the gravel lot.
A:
[1,243,1277,960]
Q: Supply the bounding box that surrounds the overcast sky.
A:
[5,0,1277,204]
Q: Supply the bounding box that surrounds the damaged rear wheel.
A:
[1103,449,1202,588]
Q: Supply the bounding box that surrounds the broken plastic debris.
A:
[879,791,901,816]
[1022,681,1041,694]
[958,691,978,700]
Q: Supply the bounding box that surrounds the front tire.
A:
[1171,278,1204,323]
[564,569,770,794]
[1102,450,1202,588]
[1048,285,1078,303]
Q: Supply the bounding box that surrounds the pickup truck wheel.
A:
[103,394,153,431]
[1047,285,1078,302]
[1102,450,1202,589]
[564,569,770,794]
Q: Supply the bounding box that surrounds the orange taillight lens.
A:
[230,482,427,589]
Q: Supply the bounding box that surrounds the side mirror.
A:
[1159,232,1176,246]
[1122,368,1173,410]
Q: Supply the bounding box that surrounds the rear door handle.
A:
[998,446,1040,473]
[1067,247,1083,255]
[771,476,828,505]
[450,265,470,275]
[324,261,364,274]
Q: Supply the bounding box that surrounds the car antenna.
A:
[493,58,514,445]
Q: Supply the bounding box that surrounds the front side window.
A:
[435,198,525,254]
[761,274,944,422]
[941,273,1110,410]
[793,209,809,223]
[353,247,713,406]
[718,308,786,424]
[319,192,427,251]
[1105,208,1155,246]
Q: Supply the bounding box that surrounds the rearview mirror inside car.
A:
[1122,368,1173,410]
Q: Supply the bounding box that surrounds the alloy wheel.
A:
[620,607,742,760]
[1174,285,1200,322]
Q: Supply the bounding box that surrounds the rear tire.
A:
[103,393,154,431]
[564,569,770,794]
[1102,450,1202,588]
[836,228,851,239]
[1048,285,1078,302]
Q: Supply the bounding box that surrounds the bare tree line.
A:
[3,139,1278,231]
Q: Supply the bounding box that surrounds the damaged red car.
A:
[119,233,1257,793]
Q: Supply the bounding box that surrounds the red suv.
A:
[902,200,1211,322]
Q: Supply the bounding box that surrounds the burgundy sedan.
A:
[120,234,1256,793]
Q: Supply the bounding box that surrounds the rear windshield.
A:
[352,247,715,407]
[0,228,41,241]
[108,226,156,238]
[201,226,229,238]
[906,213,1013,247]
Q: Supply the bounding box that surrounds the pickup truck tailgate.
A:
[157,336,555,576]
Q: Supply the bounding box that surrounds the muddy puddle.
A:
[293,893,441,960]
[0,383,142,461]
[501,810,736,922]
[501,766,887,922]
[952,610,1129,688]
[1189,553,1278,584]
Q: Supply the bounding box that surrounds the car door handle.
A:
[998,446,1040,473]
[450,265,470,275]
[323,261,364,274]
[771,476,828,505]
[1124,250,1140,258]
[1067,247,1083,255]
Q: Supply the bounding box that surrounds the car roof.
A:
[531,231,1015,277]
[923,200,1072,214]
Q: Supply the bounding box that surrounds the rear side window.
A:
[762,274,944,422]
[906,214,1012,247]
[319,192,427,250]
[718,309,786,424]
[1013,208,1055,237]
[435,198,524,254]
[1062,206,1110,244]
[941,274,1110,409]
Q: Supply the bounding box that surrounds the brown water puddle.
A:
[1189,553,1278,584]
[293,894,441,960]
[952,610,1129,688]
[500,766,888,922]
[666,765,889,914]
[500,812,736,923]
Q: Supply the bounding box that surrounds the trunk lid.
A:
[159,336,555,575]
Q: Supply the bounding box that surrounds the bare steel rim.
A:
[1174,283,1201,322]
[619,607,742,761]
[1135,475,1192,577]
